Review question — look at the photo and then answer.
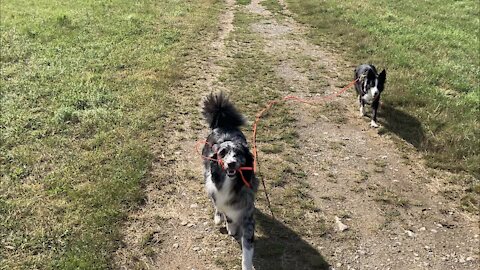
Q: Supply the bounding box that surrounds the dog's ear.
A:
[378,69,386,90]
[208,144,219,158]
[379,69,386,82]
[366,69,376,82]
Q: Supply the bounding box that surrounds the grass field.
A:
[0,0,220,268]
[1,0,478,268]
[286,0,479,177]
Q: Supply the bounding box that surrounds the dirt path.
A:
[114,1,479,269]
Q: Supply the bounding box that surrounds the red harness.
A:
[195,140,253,189]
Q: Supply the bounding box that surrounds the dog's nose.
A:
[227,162,236,170]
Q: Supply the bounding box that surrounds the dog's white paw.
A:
[359,106,365,117]
[214,213,224,225]
[242,248,254,270]
[370,120,379,128]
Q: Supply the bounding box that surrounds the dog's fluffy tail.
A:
[202,92,245,129]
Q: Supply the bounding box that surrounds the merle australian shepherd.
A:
[354,64,386,128]
[201,92,258,270]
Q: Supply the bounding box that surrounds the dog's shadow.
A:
[379,103,425,148]
[253,210,330,270]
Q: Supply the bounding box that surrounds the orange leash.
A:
[197,78,358,218]
[251,79,358,218]
[251,78,358,172]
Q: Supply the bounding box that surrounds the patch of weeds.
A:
[261,143,284,154]
[375,189,410,208]
[373,159,388,173]
[143,247,155,258]
[53,107,80,124]
[332,114,347,124]
[441,189,461,201]
[461,180,480,213]
[320,102,343,116]
[299,198,318,211]
[377,127,389,135]
[56,14,74,28]
[356,170,369,183]
[381,208,401,229]
[261,0,284,14]
[271,177,287,188]
[460,194,479,214]
[328,141,345,151]
[237,0,251,5]
[351,186,365,193]
[140,231,157,247]
[374,159,388,168]
[400,153,411,165]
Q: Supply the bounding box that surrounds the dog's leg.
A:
[371,100,379,128]
[241,215,255,270]
[359,96,365,117]
[214,209,224,225]
[210,197,225,225]
[226,216,240,240]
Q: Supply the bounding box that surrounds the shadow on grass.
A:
[254,210,330,270]
[379,103,425,149]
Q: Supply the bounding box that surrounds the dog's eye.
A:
[218,149,227,157]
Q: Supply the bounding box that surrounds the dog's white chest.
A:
[362,92,374,104]
[206,172,229,203]
[205,172,241,219]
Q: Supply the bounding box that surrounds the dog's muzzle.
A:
[227,169,236,177]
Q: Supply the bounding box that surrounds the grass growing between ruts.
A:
[0,0,220,268]
[285,0,479,177]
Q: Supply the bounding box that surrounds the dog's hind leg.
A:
[241,215,255,270]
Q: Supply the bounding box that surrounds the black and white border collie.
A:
[201,92,258,270]
[354,64,386,128]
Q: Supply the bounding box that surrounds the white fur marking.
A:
[371,84,379,99]
[214,212,224,225]
[219,141,237,170]
[370,120,379,128]
[242,245,254,270]
[205,169,244,226]
[363,91,374,104]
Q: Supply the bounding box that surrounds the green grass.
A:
[237,0,252,5]
[0,0,220,268]
[286,0,479,177]
[261,0,284,14]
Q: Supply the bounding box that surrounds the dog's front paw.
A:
[370,120,379,128]
[214,212,224,225]
[359,106,365,117]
